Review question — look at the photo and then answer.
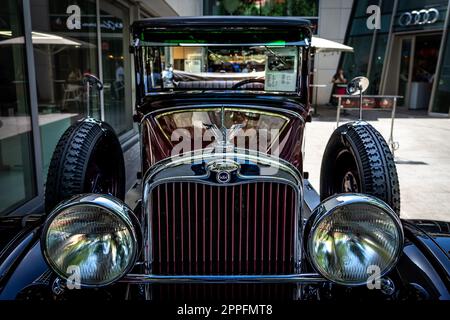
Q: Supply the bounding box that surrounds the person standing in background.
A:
[114,61,125,100]
[331,68,348,105]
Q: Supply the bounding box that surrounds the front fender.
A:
[0,220,49,300]
[395,220,450,300]
[1,216,450,300]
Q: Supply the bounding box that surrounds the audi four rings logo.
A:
[399,8,439,26]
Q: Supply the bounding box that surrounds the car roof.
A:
[132,16,311,31]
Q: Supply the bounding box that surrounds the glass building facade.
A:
[203,0,320,33]
[0,0,37,214]
[0,0,180,216]
[340,0,450,114]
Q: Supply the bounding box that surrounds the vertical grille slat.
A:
[180,182,184,274]
[172,183,176,274]
[290,190,295,270]
[261,183,265,273]
[151,182,296,275]
[157,186,162,273]
[275,184,280,274]
[253,183,257,273]
[224,188,228,275]
[246,183,250,274]
[165,184,170,274]
[238,184,243,274]
[231,186,235,274]
[268,182,273,274]
[188,183,192,274]
[217,186,220,274]
[202,185,206,274]
[210,185,213,273]
[195,184,199,274]
[282,185,288,274]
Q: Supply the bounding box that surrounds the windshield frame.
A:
[131,17,312,104]
[133,45,306,98]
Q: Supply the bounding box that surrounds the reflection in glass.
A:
[432,20,450,114]
[101,5,132,136]
[340,36,372,81]
[45,205,136,285]
[30,0,100,180]
[340,1,395,95]
[367,34,388,95]
[155,108,289,151]
[203,0,319,16]
[310,203,401,284]
[0,0,36,214]
[397,38,412,106]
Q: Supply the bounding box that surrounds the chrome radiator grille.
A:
[150,181,298,275]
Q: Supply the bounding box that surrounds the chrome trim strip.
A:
[303,179,320,219]
[41,194,142,288]
[141,103,306,127]
[144,148,303,185]
[121,273,325,284]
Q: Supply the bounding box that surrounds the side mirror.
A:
[346,76,369,96]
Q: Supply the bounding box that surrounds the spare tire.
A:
[320,121,400,215]
[45,118,125,212]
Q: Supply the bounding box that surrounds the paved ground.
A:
[124,105,450,222]
[304,106,450,222]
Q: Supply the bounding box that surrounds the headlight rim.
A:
[41,194,142,288]
[304,193,404,286]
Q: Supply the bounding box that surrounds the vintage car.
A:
[0,17,449,301]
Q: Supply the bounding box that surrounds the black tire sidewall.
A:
[45,119,125,212]
[320,125,365,196]
[82,122,125,198]
[320,122,400,214]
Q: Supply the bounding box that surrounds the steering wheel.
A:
[231,78,265,89]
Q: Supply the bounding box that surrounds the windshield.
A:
[135,45,301,94]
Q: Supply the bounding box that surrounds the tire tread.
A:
[321,122,400,214]
[44,120,121,212]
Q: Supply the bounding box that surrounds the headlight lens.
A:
[306,194,403,286]
[42,194,140,287]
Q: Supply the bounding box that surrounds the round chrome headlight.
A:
[306,194,403,286]
[41,194,141,287]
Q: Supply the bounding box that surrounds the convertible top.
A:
[132,16,311,31]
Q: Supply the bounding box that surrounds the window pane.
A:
[341,36,373,80]
[0,0,37,214]
[368,34,388,94]
[341,0,394,94]
[101,4,132,135]
[30,0,99,180]
[432,23,450,114]
[203,0,319,16]
[203,0,319,33]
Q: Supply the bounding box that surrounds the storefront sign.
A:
[52,15,123,33]
[399,8,439,26]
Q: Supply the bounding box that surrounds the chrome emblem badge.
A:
[207,159,240,183]
[217,171,231,183]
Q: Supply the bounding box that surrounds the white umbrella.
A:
[0,31,82,46]
[311,36,353,53]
